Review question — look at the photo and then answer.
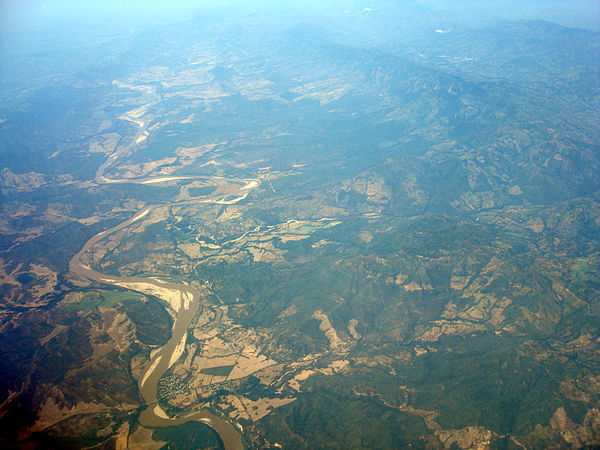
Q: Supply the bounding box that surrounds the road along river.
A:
[69,180,256,450]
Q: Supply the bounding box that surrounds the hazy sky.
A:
[1,0,599,35]
[0,0,598,67]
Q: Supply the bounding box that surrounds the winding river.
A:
[69,90,248,449]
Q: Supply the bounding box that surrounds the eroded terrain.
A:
[1,5,599,449]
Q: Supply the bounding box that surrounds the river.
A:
[70,94,249,448]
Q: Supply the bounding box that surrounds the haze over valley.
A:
[1,1,599,448]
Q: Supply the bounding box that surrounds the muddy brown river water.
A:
[69,188,250,450]
[69,85,252,448]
